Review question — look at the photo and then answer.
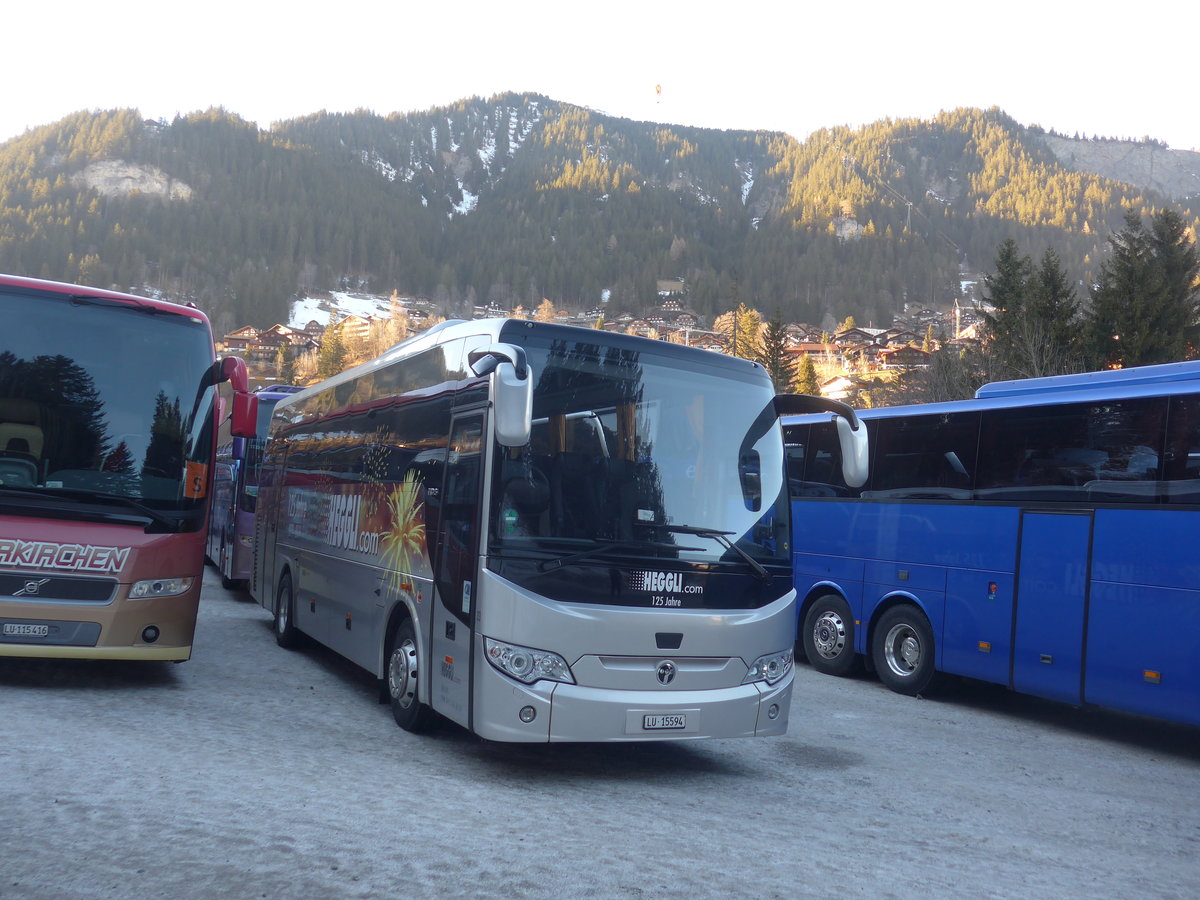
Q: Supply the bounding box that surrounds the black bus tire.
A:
[872,604,941,696]
[274,571,300,649]
[386,619,435,734]
[802,594,861,676]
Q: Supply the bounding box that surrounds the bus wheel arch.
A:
[800,591,861,677]
[385,617,435,733]
[870,602,942,697]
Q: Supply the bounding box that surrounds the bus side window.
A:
[868,412,977,500]
[802,421,855,497]
[1164,396,1200,504]
[783,424,809,499]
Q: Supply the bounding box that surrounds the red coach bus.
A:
[0,274,256,661]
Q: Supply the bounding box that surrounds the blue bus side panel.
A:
[793,501,1021,666]
[1088,509,1200,726]
[942,569,1015,685]
[1091,509,1200,591]
[1086,582,1200,726]
[1013,512,1091,705]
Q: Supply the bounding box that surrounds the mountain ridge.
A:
[1,95,1196,335]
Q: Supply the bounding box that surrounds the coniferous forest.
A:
[1,95,1197,336]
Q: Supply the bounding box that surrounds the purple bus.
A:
[206,384,303,589]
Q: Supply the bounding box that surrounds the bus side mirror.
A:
[470,344,533,447]
[835,415,868,488]
[221,356,249,392]
[231,392,258,439]
[216,357,258,439]
[775,393,869,488]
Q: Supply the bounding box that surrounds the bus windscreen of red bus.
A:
[0,287,216,533]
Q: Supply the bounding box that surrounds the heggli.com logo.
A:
[629,570,703,595]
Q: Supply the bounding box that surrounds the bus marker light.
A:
[345,614,352,630]
[519,706,537,723]
[978,642,991,653]
[1144,670,1162,684]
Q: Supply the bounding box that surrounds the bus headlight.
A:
[484,637,575,685]
[129,577,194,599]
[743,648,794,685]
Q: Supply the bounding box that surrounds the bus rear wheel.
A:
[802,594,860,676]
[872,604,941,696]
[387,620,435,734]
[274,572,300,649]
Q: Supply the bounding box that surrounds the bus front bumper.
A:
[473,666,793,743]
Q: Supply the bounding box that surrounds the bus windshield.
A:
[0,288,216,530]
[489,335,789,571]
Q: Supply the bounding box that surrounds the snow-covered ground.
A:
[287,291,396,330]
[2,566,1199,899]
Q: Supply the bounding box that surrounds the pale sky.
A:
[6,1,1199,151]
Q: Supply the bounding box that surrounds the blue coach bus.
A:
[783,360,1200,727]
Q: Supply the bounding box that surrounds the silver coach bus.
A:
[252,319,866,742]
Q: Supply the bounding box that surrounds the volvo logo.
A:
[14,578,51,597]
[656,660,677,686]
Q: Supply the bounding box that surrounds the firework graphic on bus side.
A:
[380,470,427,594]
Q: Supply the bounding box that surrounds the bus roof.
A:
[274,317,769,414]
[783,359,1200,427]
[975,360,1200,399]
[0,273,213,326]
[0,272,213,324]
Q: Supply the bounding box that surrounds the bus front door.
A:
[429,413,484,729]
[1012,510,1094,705]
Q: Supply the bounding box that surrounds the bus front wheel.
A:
[387,620,435,734]
[802,595,860,676]
[274,572,300,649]
[872,605,941,696]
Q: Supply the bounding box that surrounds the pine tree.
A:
[713,303,763,360]
[1085,209,1200,367]
[276,343,297,385]
[758,310,797,391]
[979,238,1033,365]
[981,240,1081,378]
[795,354,821,396]
[317,322,347,378]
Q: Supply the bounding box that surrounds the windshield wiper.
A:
[657,524,773,583]
[0,485,181,532]
[535,538,703,574]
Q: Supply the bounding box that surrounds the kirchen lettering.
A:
[0,539,129,574]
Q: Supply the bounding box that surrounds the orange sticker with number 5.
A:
[184,461,208,498]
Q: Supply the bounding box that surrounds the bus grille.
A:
[0,572,117,604]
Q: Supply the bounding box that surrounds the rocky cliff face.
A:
[71,159,193,201]
[1040,134,1200,200]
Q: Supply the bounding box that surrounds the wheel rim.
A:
[276,584,289,634]
[882,623,922,677]
[388,637,419,710]
[812,610,848,660]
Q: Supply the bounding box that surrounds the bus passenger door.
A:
[429,413,484,729]
[1012,510,1093,705]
